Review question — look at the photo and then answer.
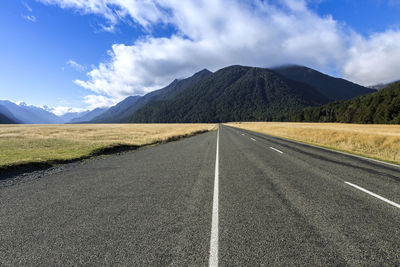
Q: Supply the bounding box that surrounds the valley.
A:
[2,1,400,265]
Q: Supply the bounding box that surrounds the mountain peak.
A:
[192,68,212,78]
[273,65,375,101]
[128,65,330,123]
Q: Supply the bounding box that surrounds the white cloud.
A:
[23,15,37,22]
[38,0,400,107]
[343,30,400,85]
[83,94,119,109]
[67,59,86,72]
[49,106,88,116]
[67,0,347,101]
[37,0,164,31]
[12,100,88,116]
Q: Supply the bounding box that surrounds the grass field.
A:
[227,122,400,165]
[0,124,216,168]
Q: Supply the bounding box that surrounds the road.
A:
[1,124,399,266]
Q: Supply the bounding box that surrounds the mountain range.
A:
[69,108,108,123]
[127,66,331,122]
[91,69,212,123]
[0,100,110,124]
[89,65,374,123]
[0,100,63,124]
[1,64,380,124]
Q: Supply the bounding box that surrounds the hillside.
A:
[128,65,330,123]
[0,105,19,124]
[90,96,141,123]
[273,65,375,100]
[91,69,212,122]
[280,82,400,124]
[59,111,90,123]
[0,100,63,124]
[0,113,15,124]
[70,107,107,123]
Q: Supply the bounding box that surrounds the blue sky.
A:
[313,0,400,35]
[1,0,400,114]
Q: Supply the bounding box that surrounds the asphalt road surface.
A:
[1,124,399,266]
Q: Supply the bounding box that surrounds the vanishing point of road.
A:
[1,125,399,266]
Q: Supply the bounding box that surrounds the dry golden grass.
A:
[227,122,400,164]
[0,124,216,167]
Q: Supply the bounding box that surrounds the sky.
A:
[1,0,400,114]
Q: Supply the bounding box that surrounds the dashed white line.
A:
[209,127,219,267]
[345,182,400,209]
[250,137,256,141]
[269,147,283,154]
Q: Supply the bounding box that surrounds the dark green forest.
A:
[83,64,387,124]
[274,65,375,101]
[278,82,400,124]
[91,69,212,123]
[128,66,329,123]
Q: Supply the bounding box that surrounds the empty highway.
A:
[1,124,399,266]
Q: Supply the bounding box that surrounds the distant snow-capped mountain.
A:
[0,100,107,124]
[0,100,64,124]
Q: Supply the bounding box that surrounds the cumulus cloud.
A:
[65,0,347,102]
[83,94,119,109]
[38,0,400,107]
[343,30,400,85]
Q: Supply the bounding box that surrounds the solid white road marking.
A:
[269,147,283,154]
[209,127,219,267]
[250,138,256,141]
[241,134,245,136]
[345,182,400,209]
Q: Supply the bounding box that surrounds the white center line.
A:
[250,137,256,141]
[269,147,283,154]
[345,182,400,209]
[209,126,219,267]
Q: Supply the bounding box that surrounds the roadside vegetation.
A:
[227,122,400,165]
[0,124,215,169]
